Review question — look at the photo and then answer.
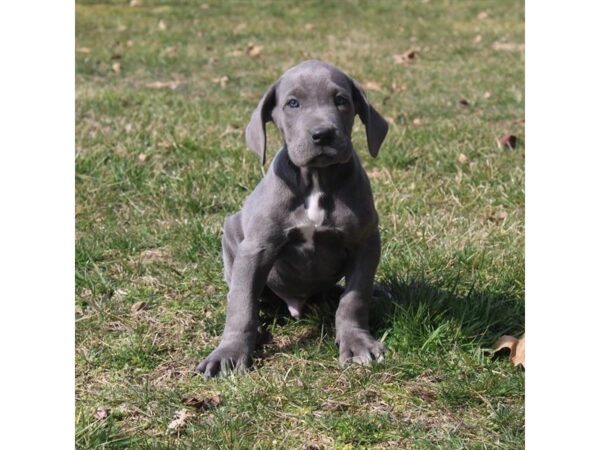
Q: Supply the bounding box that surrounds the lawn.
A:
[75,0,524,448]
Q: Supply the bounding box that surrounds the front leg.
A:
[336,232,386,366]
[196,238,279,377]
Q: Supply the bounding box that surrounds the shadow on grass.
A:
[255,276,524,358]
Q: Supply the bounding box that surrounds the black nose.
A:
[310,127,336,145]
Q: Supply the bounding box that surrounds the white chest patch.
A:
[306,192,325,225]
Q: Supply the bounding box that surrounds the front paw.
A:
[337,329,386,366]
[195,343,252,378]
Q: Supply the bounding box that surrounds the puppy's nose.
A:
[310,127,336,146]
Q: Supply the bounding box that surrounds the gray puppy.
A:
[196,60,389,377]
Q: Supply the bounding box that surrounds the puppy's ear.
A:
[349,78,389,157]
[245,81,278,165]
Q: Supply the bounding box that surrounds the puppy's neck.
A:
[274,146,357,193]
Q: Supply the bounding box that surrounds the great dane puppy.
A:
[196,60,389,377]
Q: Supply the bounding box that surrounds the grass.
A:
[76,0,524,448]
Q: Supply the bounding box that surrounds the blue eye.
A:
[286,99,300,108]
[334,95,348,106]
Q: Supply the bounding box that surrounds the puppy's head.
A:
[245,60,388,167]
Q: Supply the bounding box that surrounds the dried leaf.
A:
[363,81,383,93]
[489,210,508,223]
[112,288,128,301]
[158,20,167,31]
[498,134,518,150]
[182,394,222,410]
[477,11,489,20]
[393,48,418,65]
[457,153,468,164]
[138,153,147,162]
[129,0,142,6]
[131,301,147,313]
[126,39,134,47]
[459,97,470,106]
[77,47,91,54]
[492,41,524,52]
[111,62,121,74]
[94,406,110,421]
[211,76,229,88]
[483,91,491,99]
[145,80,181,90]
[494,334,525,367]
[412,117,424,126]
[140,248,169,264]
[473,35,482,44]
[246,42,263,57]
[167,409,194,432]
[228,49,243,57]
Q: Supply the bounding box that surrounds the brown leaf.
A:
[393,48,418,65]
[167,409,194,432]
[412,117,424,126]
[457,153,468,164]
[77,47,91,54]
[182,394,222,410]
[498,134,518,150]
[492,41,524,52]
[131,301,147,313]
[126,39,134,47]
[473,34,482,44]
[488,210,508,223]
[246,42,263,57]
[94,406,110,421]
[211,76,229,88]
[158,20,167,31]
[111,62,121,74]
[129,0,142,6]
[494,334,525,367]
[138,153,147,162]
[459,97,470,107]
[477,11,489,20]
[145,80,181,90]
[363,81,383,93]
[483,91,491,99]
[228,49,243,57]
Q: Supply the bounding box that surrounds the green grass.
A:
[76,0,524,448]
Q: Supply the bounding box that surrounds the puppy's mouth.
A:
[306,145,351,167]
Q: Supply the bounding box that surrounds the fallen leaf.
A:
[363,81,383,92]
[391,81,407,92]
[201,3,209,9]
[459,97,470,106]
[304,23,315,30]
[145,80,181,90]
[94,406,110,421]
[246,42,263,57]
[489,210,508,223]
[492,41,524,52]
[158,20,167,31]
[126,39,134,47]
[138,153,147,162]
[477,11,489,20]
[182,394,222,410]
[483,91,491,99]
[167,409,194,433]
[129,0,142,6]
[77,47,91,53]
[412,117,424,126]
[211,76,229,88]
[457,153,468,164]
[473,34,482,44]
[131,301,147,313]
[498,134,518,150]
[112,62,121,74]
[494,334,525,367]
[393,48,418,65]
[112,288,128,301]
[228,49,243,57]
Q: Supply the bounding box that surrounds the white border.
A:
[0,1,74,447]
[527,1,600,448]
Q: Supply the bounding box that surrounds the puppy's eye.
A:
[286,99,300,108]
[334,95,348,107]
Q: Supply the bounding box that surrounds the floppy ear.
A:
[245,82,278,165]
[349,78,389,157]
